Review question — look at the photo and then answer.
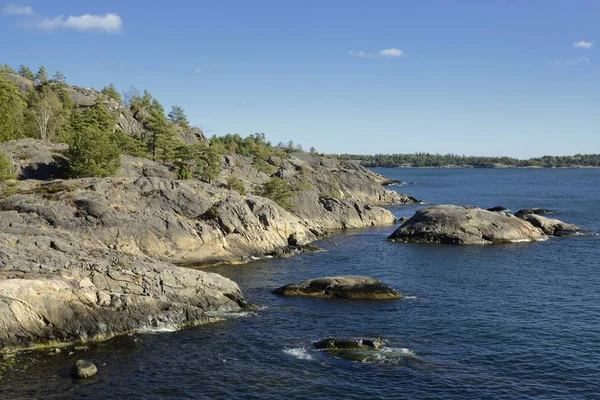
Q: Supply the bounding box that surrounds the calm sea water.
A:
[2,168,600,399]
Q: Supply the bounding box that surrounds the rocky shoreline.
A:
[0,138,419,352]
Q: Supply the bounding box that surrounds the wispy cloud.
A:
[1,4,33,16]
[236,101,252,109]
[379,48,403,57]
[349,48,404,58]
[194,67,202,74]
[37,13,123,33]
[573,40,594,49]
[348,50,370,58]
[550,57,591,66]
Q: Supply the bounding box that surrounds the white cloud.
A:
[194,67,202,74]
[573,40,594,49]
[2,4,34,15]
[379,48,403,57]
[550,57,591,66]
[37,13,122,33]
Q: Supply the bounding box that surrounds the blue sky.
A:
[1,0,598,157]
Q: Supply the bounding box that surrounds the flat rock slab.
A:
[389,205,548,245]
[519,214,594,236]
[272,276,403,299]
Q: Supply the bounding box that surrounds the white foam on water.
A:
[509,238,532,243]
[404,296,417,299]
[205,310,258,319]
[380,347,416,357]
[283,347,314,361]
[361,347,417,364]
[138,326,179,334]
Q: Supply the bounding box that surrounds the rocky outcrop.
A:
[518,214,594,236]
[0,139,67,180]
[0,177,316,265]
[390,205,595,244]
[272,276,403,299]
[389,205,548,244]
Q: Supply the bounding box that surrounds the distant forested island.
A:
[334,153,600,168]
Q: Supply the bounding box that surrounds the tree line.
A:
[335,153,600,168]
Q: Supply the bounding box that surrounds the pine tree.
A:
[101,84,122,102]
[0,75,27,142]
[35,66,48,84]
[197,145,222,183]
[168,105,190,127]
[18,65,35,80]
[63,104,121,177]
[0,64,16,74]
[145,98,175,160]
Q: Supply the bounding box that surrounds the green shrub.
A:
[177,165,193,180]
[0,152,15,181]
[259,177,293,210]
[227,175,246,195]
[200,205,220,221]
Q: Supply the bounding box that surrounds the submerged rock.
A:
[272,276,403,299]
[72,360,97,379]
[518,214,594,236]
[314,338,385,351]
[389,205,548,244]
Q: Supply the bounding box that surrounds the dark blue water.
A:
[2,168,600,399]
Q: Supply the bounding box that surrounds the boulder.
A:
[72,360,97,379]
[518,214,594,236]
[389,205,548,244]
[314,338,384,351]
[272,276,403,299]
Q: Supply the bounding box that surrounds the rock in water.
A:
[314,338,385,351]
[514,208,558,218]
[389,205,548,244]
[518,214,594,236]
[272,276,403,299]
[487,206,509,212]
[72,360,97,379]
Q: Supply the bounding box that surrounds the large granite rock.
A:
[0,210,246,350]
[272,276,403,299]
[389,205,548,244]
